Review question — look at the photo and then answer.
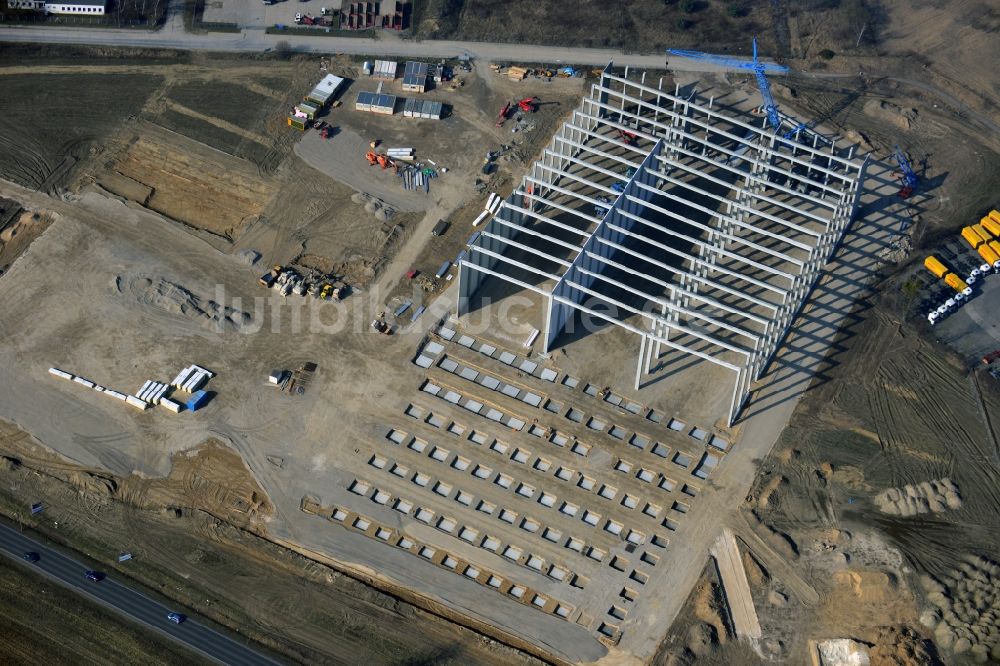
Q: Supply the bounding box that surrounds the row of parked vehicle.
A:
[258,265,348,300]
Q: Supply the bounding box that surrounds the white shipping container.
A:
[73,377,95,389]
[139,382,160,402]
[150,384,169,405]
[161,398,182,413]
[137,379,153,396]
[125,396,149,410]
[48,368,74,380]
[171,367,194,388]
[105,390,128,401]
[191,364,215,378]
[183,371,206,393]
[472,210,490,227]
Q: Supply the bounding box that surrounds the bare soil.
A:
[0,422,543,666]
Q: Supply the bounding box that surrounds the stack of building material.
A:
[472,192,504,226]
[386,147,414,162]
[507,66,528,81]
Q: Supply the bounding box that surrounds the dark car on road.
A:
[84,570,105,582]
[22,552,39,563]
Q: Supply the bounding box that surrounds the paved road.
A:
[0,521,282,666]
[0,19,692,69]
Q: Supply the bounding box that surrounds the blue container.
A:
[186,390,209,412]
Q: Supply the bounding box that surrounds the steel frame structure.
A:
[458,63,868,425]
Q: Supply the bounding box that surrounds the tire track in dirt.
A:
[163,100,272,147]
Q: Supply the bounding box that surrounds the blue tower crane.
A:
[893,145,918,198]
[667,37,788,131]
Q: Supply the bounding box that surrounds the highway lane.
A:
[0,521,283,666]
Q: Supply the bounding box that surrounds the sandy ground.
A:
[0,425,543,666]
[0,124,908,666]
[0,10,998,662]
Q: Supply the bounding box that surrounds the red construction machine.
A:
[518,97,539,113]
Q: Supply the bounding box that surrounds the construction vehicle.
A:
[319,283,333,300]
[668,37,787,130]
[983,212,1000,238]
[893,145,919,198]
[364,150,394,169]
[331,281,347,300]
[496,101,512,128]
[259,264,283,288]
[371,314,391,335]
[616,129,638,146]
[962,225,1000,271]
[518,97,539,113]
[924,255,971,294]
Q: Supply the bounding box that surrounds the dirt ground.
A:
[0,422,542,666]
[652,308,1000,665]
[1,3,1000,662]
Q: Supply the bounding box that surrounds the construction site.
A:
[1,2,1000,663]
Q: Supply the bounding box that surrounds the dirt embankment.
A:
[0,421,542,666]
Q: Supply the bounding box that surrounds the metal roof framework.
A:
[458,63,868,425]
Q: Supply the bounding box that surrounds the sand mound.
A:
[862,100,918,131]
[874,478,962,516]
[114,273,251,332]
[919,555,1000,659]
